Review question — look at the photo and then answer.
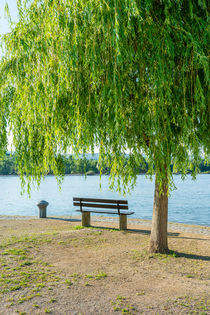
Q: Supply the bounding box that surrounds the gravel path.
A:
[0,215,210,235]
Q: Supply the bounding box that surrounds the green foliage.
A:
[0,0,209,192]
[0,153,16,174]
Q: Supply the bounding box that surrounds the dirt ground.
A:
[0,217,209,315]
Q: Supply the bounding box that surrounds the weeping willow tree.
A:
[0,0,209,253]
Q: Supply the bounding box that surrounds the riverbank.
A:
[0,217,209,314]
[0,215,210,235]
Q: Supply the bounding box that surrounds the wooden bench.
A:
[73,197,134,230]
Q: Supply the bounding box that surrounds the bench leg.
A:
[119,215,127,230]
[82,212,90,227]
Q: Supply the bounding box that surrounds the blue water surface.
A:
[0,174,209,226]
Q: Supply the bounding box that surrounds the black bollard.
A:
[37,200,49,218]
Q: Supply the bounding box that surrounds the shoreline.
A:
[0,215,209,235]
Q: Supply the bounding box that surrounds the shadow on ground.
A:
[170,235,210,241]
[126,228,180,237]
[173,251,210,261]
[47,217,81,222]
[45,217,210,261]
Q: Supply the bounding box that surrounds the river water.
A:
[0,174,209,226]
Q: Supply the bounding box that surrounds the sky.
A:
[0,1,18,150]
[0,0,18,35]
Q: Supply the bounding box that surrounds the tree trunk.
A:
[149,175,169,253]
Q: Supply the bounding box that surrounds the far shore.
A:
[0,172,210,176]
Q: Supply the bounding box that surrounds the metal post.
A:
[37,200,49,218]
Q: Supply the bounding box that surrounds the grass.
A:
[0,233,54,250]
[171,295,210,314]
[2,248,27,256]
[65,279,73,287]
[95,271,107,280]
[64,271,108,287]
[111,296,137,314]
[136,292,145,296]
[0,232,62,313]
[72,225,85,230]
[85,274,94,279]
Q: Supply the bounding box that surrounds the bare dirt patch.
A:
[0,218,209,314]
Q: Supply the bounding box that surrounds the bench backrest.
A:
[73,197,128,215]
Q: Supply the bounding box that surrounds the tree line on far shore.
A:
[0,153,209,176]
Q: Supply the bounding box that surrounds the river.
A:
[0,174,209,226]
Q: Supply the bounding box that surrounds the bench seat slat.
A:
[73,202,128,210]
[75,209,134,215]
[73,197,128,204]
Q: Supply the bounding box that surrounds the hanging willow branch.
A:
[0,0,209,192]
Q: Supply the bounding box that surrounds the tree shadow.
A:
[127,228,209,241]
[45,218,210,261]
[127,228,180,237]
[88,225,119,231]
[172,251,210,261]
[47,216,81,222]
[45,218,209,242]
[170,235,210,241]
[127,228,150,235]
